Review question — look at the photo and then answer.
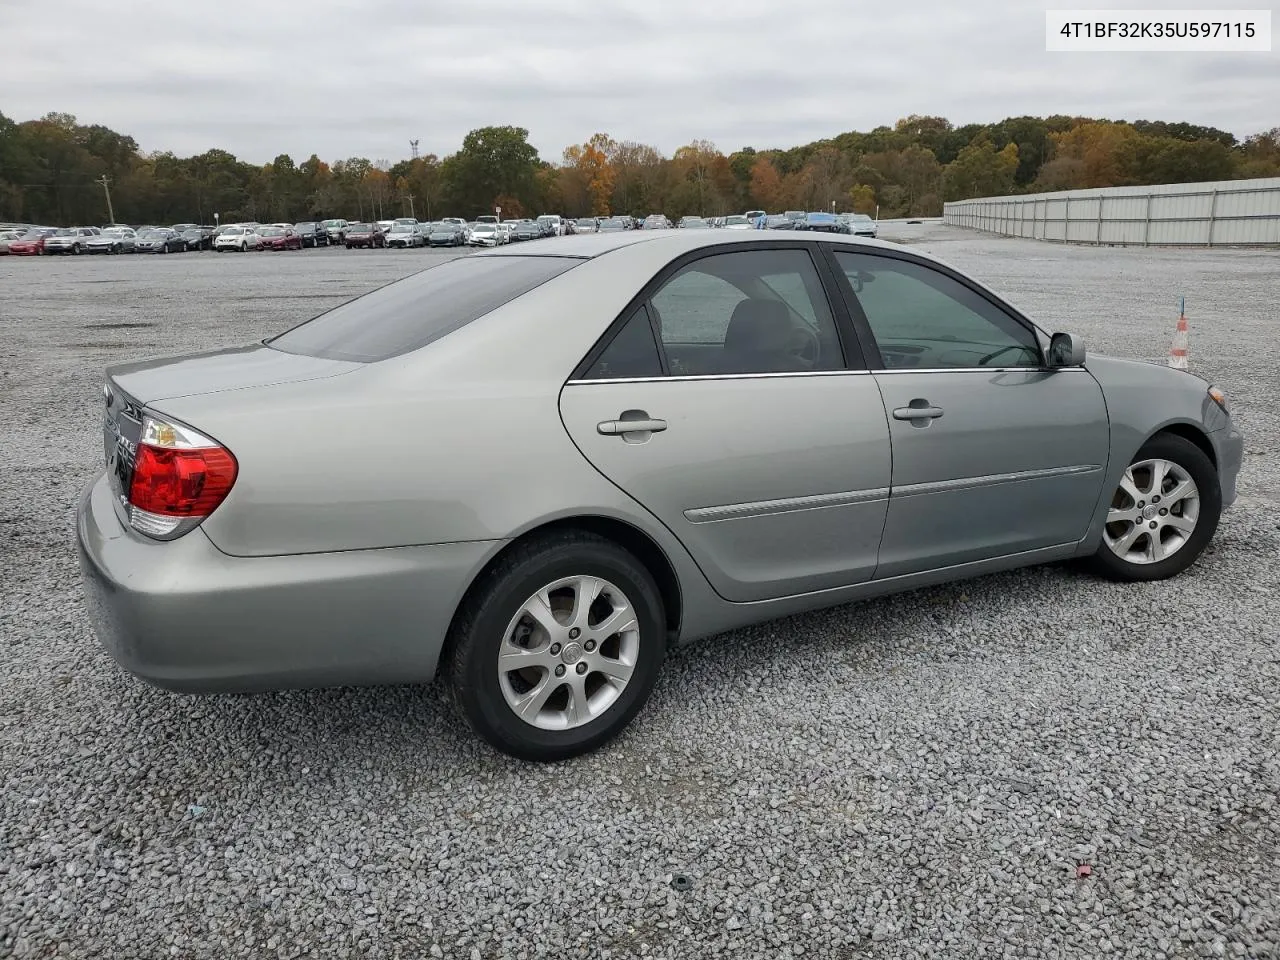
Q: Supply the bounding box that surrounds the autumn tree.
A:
[1039,122,1142,189]
[1238,128,1280,178]
[847,184,877,215]
[609,141,667,216]
[562,133,617,216]
[749,156,784,210]
[941,138,1019,201]
[671,139,724,216]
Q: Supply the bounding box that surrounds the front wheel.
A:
[1086,433,1221,582]
[447,532,666,761]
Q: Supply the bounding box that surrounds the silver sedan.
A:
[77,232,1244,761]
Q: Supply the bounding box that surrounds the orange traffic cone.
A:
[1169,298,1189,370]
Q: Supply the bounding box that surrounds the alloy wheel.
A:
[1103,458,1200,564]
[497,575,640,731]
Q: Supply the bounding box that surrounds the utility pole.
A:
[404,194,416,219]
[97,175,115,225]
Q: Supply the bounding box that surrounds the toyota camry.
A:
[77,231,1244,761]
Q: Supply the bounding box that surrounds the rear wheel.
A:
[448,532,666,761]
[1086,433,1221,582]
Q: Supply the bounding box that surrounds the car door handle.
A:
[892,404,945,421]
[597,418,667,436]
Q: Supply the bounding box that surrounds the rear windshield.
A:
[267,255,581,362]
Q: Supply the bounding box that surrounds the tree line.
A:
[2,110,1277,227]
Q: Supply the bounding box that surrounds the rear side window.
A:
[267,255,580,362]
[584,305,663,379]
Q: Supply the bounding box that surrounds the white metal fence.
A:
[943,177,1280,246]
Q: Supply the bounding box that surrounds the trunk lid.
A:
[106,344,361,404]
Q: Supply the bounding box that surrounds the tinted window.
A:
[834,251,1040,369]
[268,256,580,362]
[584,306,663,380]
[648,249,844,376]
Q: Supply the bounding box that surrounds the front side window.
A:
[834,251,1040,370]
[647,249,844,377]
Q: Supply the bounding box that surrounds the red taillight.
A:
[125,414,237,539]
[129,444,237,516]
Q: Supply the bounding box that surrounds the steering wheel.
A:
[786,322,821,366]
[978,344,1032,366]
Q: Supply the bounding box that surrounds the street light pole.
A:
[97,175,115,225]
[405,194,416,220]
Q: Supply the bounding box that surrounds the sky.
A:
[2,0,1275,165]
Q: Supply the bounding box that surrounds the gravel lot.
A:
[2,230,1278,959]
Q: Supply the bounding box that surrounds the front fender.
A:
[1076,354,1238,554]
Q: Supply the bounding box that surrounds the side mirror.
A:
[1048,332,1086,368]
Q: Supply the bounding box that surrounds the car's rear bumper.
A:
[76,472,497,694]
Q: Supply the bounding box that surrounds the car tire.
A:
[447,531,666,762]
[1085,433,1221,582]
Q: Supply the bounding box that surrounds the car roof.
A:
[477,229,909,260]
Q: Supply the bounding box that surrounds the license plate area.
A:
[102,383,144,510]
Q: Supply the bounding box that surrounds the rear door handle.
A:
[598,418,667,435]
[892,404,945,421]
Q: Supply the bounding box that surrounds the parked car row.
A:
[1,209,878,260]
[0,223,218,255]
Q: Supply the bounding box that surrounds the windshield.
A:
[322,220,344,227]
[137,229,162,238]
[222,227,243,235]
[54,228,75,236]
[390,224,412,232]
[724,216,748,224]
[576,219,596,226]
[268,257,582,363]
[348,224,370,232]
[259,227,284,236]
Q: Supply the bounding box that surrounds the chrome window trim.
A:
[565,366,1086,385]
[873,366,1088,375]
[685,487,891,524]
[566,369,872,386]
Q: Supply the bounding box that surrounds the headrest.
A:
[724,299,792,353]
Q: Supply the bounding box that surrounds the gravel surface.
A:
[1,232,1277,959]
